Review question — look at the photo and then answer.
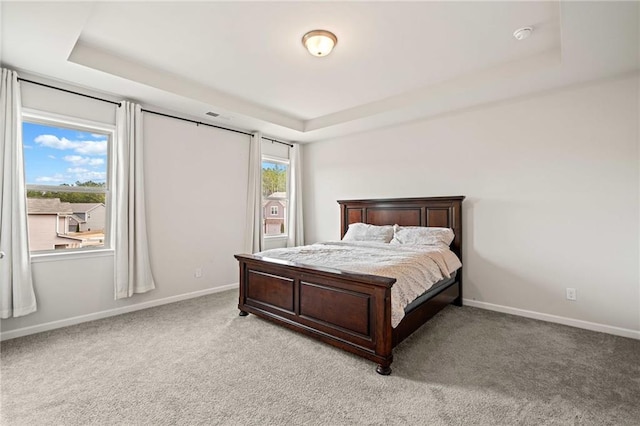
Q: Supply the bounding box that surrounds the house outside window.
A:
[22,110,114,253]
[262,157,289,237]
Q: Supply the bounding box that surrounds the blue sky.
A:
[262,161,286,170]
[22,122,108,186]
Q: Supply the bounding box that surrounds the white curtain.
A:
[244,132,263,253]
[114,101,155,299]
[287,144,304,247]
[0,68,37,318]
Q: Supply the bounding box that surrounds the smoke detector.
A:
[513,27,533,41]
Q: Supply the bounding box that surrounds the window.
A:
[262,157,289,237]
[22,110,114,253]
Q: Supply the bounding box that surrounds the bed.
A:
[235,196,464,374]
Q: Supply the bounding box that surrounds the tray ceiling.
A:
[1,1,638,142]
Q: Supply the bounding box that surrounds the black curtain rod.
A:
[17,77,294,147]
[18,77,121,106]
[143,110,292,147]
[142,110,293,147]
[261,136,294,148]
[141,109,253,137]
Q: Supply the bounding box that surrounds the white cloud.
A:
[35,134,76,149]
[34,134,107,156]
[91,133,108,140]
[36,170,106,185]
[63,155,83,164]
[67,167,89,173]
[23,145,33,149]
[75,141,108,156]
[48,155,56,159]
[63,155,105,167]
[73,171,107,182]
[35,174,65,183]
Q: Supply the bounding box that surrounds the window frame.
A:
[21,108,116,257]
[261,155,290,239]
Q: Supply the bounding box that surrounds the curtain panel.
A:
[114,101,156,299]
[0,68,37,318]
[286,143,304,247]
[244,132,263,253]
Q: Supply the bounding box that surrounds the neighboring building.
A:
[68,203,106,233]
[263,192,287,236]
[27,198,106,251]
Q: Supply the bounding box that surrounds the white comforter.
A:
[256,241,462,328]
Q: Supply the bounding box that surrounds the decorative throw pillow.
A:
[390,225,454,246]
[342,223,394,243]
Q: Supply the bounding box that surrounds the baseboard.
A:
[6,289,636,342]
[463,299,640,340]
[0,283,238,341]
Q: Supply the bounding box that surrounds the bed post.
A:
[375,287,394,375]
[453,271,463,307]
[238,258,249,316]
[452,199,463,307]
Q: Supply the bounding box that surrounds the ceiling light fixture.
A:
[513,27,533,41]
[302,30,337,57]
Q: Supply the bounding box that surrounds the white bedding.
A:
[255,241,462,328]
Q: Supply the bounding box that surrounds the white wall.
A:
[303,75,640,334]
[1,77,249,336]
[144,113,249,293]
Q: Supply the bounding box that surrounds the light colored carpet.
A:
[1,289,639,425]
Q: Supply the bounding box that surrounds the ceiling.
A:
[1,1,638,143]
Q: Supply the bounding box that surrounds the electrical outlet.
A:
[566,288,577,301]
[194,268,202,278]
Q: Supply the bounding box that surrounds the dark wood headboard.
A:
[337,196,465,260]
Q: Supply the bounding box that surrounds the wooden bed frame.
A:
[235,196,464,374]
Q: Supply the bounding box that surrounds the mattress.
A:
[404,271,458,314]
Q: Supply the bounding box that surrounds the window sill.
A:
[31,248,115,263]
[264,235,288,240]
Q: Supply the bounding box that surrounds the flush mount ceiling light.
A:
[302,30,337,57]
[513,27,533,41]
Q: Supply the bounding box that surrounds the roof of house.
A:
[27,199,105,215]
[266,192,287,199]
[27,198,73,214]
[68,214,88,224]
[262,199,286,208]
[69,203,104,213]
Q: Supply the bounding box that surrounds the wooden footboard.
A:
[236,253,397,373]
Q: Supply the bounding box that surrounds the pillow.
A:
[342,223,394,243]
[390,225,454,247]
